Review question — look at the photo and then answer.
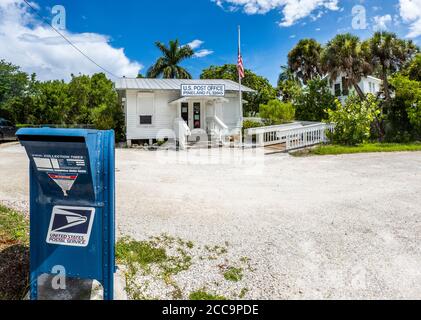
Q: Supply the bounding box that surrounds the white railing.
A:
[245,122,335,151]
[174,118,191,150]
[284,123,335,151]
[207,116,228,142]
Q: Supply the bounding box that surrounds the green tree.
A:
[29,80,69,125]
[402,53,421,81]
[293,78,336,121]
[389,74,421,138]
[288,39,323,84]
[67,73,124,139]
[0,60,33,123]
[327,94,381,145]
[277,65,301,102]
[321,33,372,99]
[147,40,194,79]
[363,32,418,102]
[259,99,295,125]
[200,64,276,116]
[67,74,92,124]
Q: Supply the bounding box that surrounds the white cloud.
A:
[184,39,214,58]
[212,0,340,26]
[372,14,392,31]
[187,39,204,50]
[399,0,421,38]
[194,49,214,58]
[0,0,142,81]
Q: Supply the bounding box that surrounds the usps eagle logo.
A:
[46,206,95,247]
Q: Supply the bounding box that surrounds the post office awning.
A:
[169,96,229,105]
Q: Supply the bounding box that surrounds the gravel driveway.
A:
[1,142,420,299]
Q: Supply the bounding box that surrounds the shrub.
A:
[389,74,421,139]
[259,99,295,125]
[293,78,336,121]
[327,94,381,145]
[242,120,262,130]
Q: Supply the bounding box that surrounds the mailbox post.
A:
[17,128,116,300]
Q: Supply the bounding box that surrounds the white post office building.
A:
[115,78,254,149]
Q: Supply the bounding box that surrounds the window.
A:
[341,77,349,96]
[334,83,341,97]
[137,93,154,125]
[139,116,152,125]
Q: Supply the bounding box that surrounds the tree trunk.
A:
[382,67,391,102]
[353,81,365,100]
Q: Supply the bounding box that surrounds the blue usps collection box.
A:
[17,128,115,300]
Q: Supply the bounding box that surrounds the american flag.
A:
[237,53,245,79]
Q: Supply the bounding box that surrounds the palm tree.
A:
[363,32,418,102]
[288,39,323,85]
[147,40,194,79]
[321,33,372,99]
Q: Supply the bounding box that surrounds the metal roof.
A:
[114,78,255,92]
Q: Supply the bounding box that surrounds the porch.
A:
[170,96,242,149]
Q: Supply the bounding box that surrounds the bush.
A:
[259,99,295,125]
[388,74,421,139]
[327,94,381,145]
[293,78,336,121]
[242,120,262,130]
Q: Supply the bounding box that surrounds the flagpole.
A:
[238,25,243,127]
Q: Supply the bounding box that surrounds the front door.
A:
[181,101,202,130]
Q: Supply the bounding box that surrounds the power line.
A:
[22,0,120,79]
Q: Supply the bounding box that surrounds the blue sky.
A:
[0,0,420,85]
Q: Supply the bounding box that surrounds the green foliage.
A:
[147,39,194,79]
[200,64,277,116]
[288,39,323,84]
[327,94,381,145]
[293,77,336,121]
[259,99,295,125]
[0,61,35,123]
[0,205,29,244]
[321,33,372,99]
[277,66,301,102]
[0,60,125,141]
[189,290,227,301]
[403,53,421,81]
[389,74,421,137]
[0,205,29,300]
[242,120,262,130]
[116,237,168,269]
[362,32,418,101]
[223,267,243,282]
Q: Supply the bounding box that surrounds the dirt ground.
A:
[1,142,420,299]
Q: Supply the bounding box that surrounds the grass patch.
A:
[238,288,249,299]
[0,205,29,245]
[291,142,421,157]
[189,290,227,301]
[0,205,29,300]
[223,267,243,282]
[116,235,194,300]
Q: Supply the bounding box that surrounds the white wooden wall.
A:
[124,90,242,141]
